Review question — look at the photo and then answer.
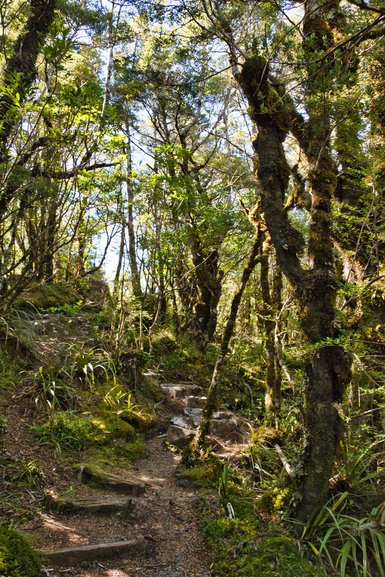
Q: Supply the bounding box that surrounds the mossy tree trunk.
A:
[191,243,223,351]
[231,0,351,520]
[0,0,57,168]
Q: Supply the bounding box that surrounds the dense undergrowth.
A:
[177,460,329,577]
[0,282,385,577]
[0,525,42,577]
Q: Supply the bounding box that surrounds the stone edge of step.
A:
[39,536,148,566]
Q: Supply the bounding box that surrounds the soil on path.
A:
[1,313,214,576]
[40,433,213,577]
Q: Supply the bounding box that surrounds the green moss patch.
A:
[203,517,328,577]
[31,411,106,453]
[176,460,222,489]
[15,283,80,311]
[0,525,42,577]
[31,410,147,463]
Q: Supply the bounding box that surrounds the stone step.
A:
[40,537,147,566]
[182,395,207,408]
[183,407,202,426]
[44,491,135,514]
[76,464,146,496]
[167,409,250,446]
[160,383,202,400]
[167,424,195,448]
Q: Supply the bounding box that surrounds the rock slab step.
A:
[40,537,147,566]
[44,491,134,514]
[167,424,195,448]
[161,383,202,400]
[77,464,146,496]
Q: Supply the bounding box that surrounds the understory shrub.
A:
[203,517,328,577]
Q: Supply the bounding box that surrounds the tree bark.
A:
[124,120,143,300]
[191,242,223,351]
[193,223,264,451]
[234,13,351,518]
[260,238,282,427]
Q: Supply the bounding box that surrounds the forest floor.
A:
[38,434,214,577]
[4,393,215,576]
[0,312,222,576]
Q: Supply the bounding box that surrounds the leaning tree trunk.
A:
[193,223,264,451]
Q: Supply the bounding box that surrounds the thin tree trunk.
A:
[124,119,142,300]
[113,220,126,302]
[192,223,264,451]
[260,237,281,427]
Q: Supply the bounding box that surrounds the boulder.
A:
[183,396,207,408]
[210,415,244,442]
[160,384,202,400]
[167,424,195,448]
[183,408,202,426]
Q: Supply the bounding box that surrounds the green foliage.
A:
[0,525,42,577]
[0,347,18,391]
[300,494,385,577]
[33,365,78,414]
[0,309,38,356]
[102,384,154,429]
[46,301,83,315]
[204,517,327,577]
[332,440,385,493]
[64,344,117,390]
[11,461,45,489]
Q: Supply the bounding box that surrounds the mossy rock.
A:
[0,525,42,577]
[15,282,80,310]
[118,411,155,431]
[103,416,136,439]
[176,460,222,489]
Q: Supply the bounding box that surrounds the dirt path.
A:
[40,432,212,577]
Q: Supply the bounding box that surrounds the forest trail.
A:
[25,383,217,577]
[1,312,250,576]
[18,374,243,577]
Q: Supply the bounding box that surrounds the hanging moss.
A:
[0,525,42,577]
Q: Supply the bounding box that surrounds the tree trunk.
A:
[193,224,264,451]
[0,0,56,169]
[260,238,282,427]
[234,22,351,518]
[124,119,143,300]
[191,244,223,351]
